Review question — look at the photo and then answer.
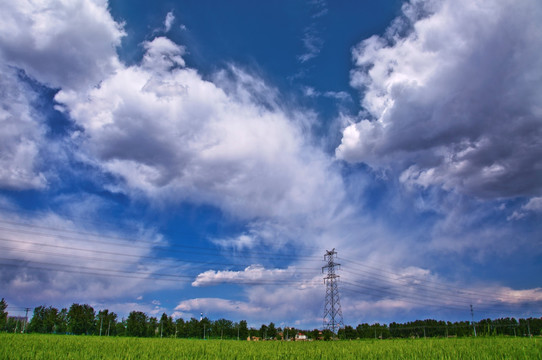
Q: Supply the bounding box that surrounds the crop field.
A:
[0,334,540,359]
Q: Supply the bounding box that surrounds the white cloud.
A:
[55,36,346,224]
[507,196,542,220]
[297,0,327,63]
[142,37,185,70]
[0,0,124,91]
[164,11,175,33]
[0,205,185,306]
[192,265,306,287]
[175,283,323,327]
[336,0,542,199]
[0,66,47,190]
[175,298,267,319]
[303,86,352,102]
[523,197,542,212]
[298,29,323,63]
[100,300,167,319]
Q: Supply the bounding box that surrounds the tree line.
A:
[1,298,540,339]
[339,318,542,339]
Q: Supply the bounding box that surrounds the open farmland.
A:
[1,334,540,359]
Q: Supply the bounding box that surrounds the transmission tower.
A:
[322,248,344,335]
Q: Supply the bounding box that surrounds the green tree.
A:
[238,320,249,340]
[259,324,268,339]
[67,303,95,335]
[213,318,233,339]
[97,309,117,336]
[175,318,186,338]
[200,317,211,339]
[5,317,20,333]
[29,306,59,333]
[116,318,127,336]
[0,298,7,331]
[342,325,356,339]
[267,322,277,339]
[56,308,68,334]
[308,329,320,340]
[322,329,333,340]
[147,317,158,337]
[186,317,201,338]
[159,313,175,337]
[126,311,147,337]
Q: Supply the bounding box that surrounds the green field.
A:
[0,334,540,359]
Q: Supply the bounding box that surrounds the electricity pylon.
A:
[322,248,344,336]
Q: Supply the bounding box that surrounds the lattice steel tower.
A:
[322,248,344,335]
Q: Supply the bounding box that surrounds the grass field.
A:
[0,334,540,359]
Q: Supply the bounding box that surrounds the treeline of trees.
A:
[1,298,541,339]
[339,318,542,339]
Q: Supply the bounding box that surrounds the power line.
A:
[0,221,321,262]
[0,239,318,272]
[0,260,321,287]
[340,283,540,316]
[339,256,516,300]
[339,269,531,308]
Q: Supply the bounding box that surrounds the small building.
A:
[247,336,261,341]
[295,333,307,341]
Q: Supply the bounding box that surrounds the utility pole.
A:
[23,308,30,333]
[322,248,344,337]
[99,317,103,336]
[201,312,205,340]
[470,304,477,337]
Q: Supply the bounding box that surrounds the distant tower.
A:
[322,248,344,335]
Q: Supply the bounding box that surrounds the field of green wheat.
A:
[0,334,540,359]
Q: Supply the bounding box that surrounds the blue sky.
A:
[0,0,541,329]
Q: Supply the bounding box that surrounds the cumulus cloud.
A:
[0,0,125,190]
[175,284,323,327]
[0,0,124,90]
[55,36,346,223]
[192,265,310,287]
[336,0,542,199]
[0,66,47,190]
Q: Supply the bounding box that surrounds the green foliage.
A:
[97,309,117,336]
[29,306,61,334]
[159,313,175,337]
[238,320,249,340]
[0,298,7,330]
[267,322,277,339]
[259,324,268,339]
[68,304,96,335]
[126,311,147,337]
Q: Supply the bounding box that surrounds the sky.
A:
[0,0,541,329]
